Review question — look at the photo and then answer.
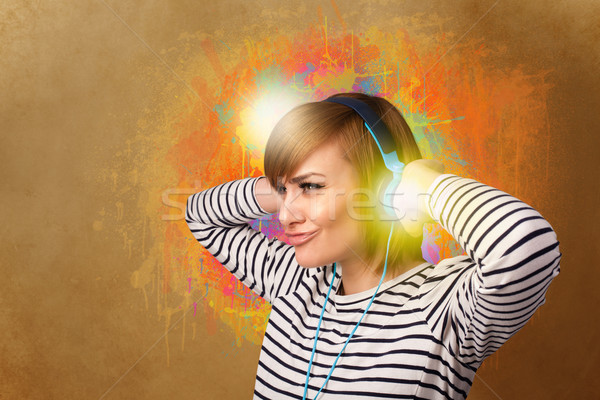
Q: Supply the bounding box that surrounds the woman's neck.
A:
[337,254,424,296]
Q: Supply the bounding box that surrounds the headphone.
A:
[326,96,405,218]
[301,96,405,400]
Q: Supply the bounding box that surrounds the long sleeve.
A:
[418,174,561,367]
[185,177,306,304]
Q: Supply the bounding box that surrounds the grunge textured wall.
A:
[2,1,599,399]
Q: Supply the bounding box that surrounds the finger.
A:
[421,159,445,173]
[401,220,423,237]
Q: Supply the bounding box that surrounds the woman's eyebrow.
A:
[288,172,326,184]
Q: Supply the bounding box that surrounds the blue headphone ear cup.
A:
[374,172,400,219]
[383,173,402,218]
[373,174,388,210]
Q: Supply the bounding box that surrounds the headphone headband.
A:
[324,97,396,154]
[324,96,404,175]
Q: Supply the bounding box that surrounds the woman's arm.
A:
[185,177,306,303]
[408,166,561,367]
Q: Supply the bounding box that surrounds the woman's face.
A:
[277,140,367,269]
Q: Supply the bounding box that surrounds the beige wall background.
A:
[2,0,599,399]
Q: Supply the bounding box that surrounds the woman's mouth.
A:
[286,230,319,246]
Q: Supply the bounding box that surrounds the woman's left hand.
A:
[392,159,445,237]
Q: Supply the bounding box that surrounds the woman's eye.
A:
[277,182,324,195]
[299,182,324,191]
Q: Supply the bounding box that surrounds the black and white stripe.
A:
[185,174,561,399]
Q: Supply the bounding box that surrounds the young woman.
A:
[185,92,561,399]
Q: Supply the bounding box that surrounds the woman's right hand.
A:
[254,176,281,214]
[392,159,445,237]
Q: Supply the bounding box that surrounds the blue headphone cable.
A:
[302,221,395,400]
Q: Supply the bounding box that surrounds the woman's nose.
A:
[278,194,306,226]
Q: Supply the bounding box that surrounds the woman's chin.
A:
[294,254,322,269]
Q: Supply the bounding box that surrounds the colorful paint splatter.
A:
[131,15,552,356]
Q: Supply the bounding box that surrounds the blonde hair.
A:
[264,92,423,273]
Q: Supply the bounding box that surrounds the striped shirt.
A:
[185,174,561,399]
